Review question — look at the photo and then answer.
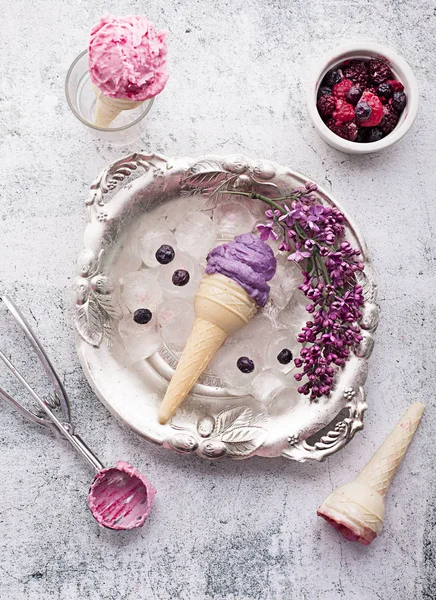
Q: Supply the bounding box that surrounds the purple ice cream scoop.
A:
[205,233,277,307]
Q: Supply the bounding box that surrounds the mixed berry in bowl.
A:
[317,58,407,143]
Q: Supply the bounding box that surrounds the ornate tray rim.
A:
[74,152,378,462]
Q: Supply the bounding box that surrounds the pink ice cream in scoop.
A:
[89,15,168,101]
[88,461,156,530]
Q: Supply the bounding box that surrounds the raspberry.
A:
[387,79,404,92]
[317,94,336,118]
[357,91,384,127]
[332,78,354,99]
[326,118,359,142]
[332,99,355,124]
[368,58,393,84]
[379,104,399,134]
[343,60,369,88]
[367,86,379,96]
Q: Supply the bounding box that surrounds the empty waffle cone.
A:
[158,273,257,424]
[317,402,424,545]
[92,85,143,128]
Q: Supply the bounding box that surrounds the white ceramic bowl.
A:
[307,42,419,154]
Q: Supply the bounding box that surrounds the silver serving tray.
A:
[74,153,378,461]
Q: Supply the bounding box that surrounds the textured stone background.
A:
[1,1,435,599]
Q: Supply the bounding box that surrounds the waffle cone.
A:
[158,274,257,424]
[93,85,143,128]
[354,402,424,495]
[317,402,424,544]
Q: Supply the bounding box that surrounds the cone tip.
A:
[409,401,425,417]
[158,410,170,425]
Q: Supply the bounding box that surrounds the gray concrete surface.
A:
[1,1,435,598]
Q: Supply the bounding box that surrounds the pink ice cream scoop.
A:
[88,461,156,530]
[89,14,168,101]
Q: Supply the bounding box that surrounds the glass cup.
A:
[65,50,154,145]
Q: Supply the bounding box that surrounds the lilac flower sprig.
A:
[222,183,365,401]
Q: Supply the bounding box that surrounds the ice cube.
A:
[266,331,297,374]
[230,314,274,345]
[157,252,202,299]
[277,289,308,338]
[157,297,195,349]
[118,315,161,362]
[174,211,216,259]
[139,226,177,268]
[112,246,143,282]
[250,369,290,404]
[209,339,263,391]
[269,257,301,309]
[120,270,163,313]
[213,202,256,239]
[251,369,296,412]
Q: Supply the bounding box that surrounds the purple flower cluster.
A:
[253,181,365,401]
[295,279,364,400]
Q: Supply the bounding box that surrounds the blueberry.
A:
[392,91,407,112]
[363,127,384,143]
[155,244,175,265]
[172,269,190,286]
[277,348,293,365]
[236,356,255,373]
[322,68,344,88]
[345,86,363,106]
[377,82,393,99]
[317,86,332,98]
[355,101,372,122]
[133,308,152,324]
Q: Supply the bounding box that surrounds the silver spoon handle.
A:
[1,296,71,423]
[0,350,104,472]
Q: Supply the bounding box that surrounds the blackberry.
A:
[322,68,344,88]
[236,357,255,373]
[317,94,336,119]
[355,128,366,143]
[355,101,372,122]
[377,82,393,99]
[345,86,363,106]
[343,60,369,88]
[172,269,190,286]
[392,91,407,112]
[326,119,359,142]
[368,58,392,84]
[379,105,399,134]
[363,127,384,143]
[133,308,152,324]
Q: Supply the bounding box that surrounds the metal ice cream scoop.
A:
[0,296,156,530]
